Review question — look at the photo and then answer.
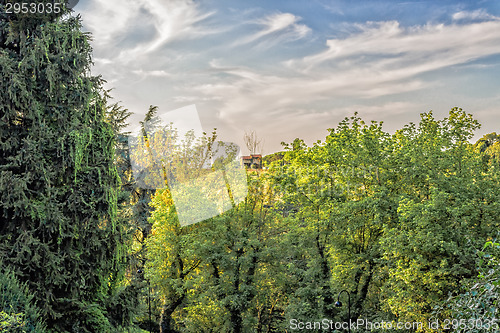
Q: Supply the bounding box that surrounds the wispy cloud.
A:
[79,2,500,152]
[452,9,499,21]
[258,13,310,38]
[291,20,500,71]
[81,0,136,46]
[194,63,423,124]
[132,69,171,78]
[83,0,215,63]
[234,12,311,47]
[194,18,500,131]
[120,0,216,60]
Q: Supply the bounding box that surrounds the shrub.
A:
[0,263,46,332]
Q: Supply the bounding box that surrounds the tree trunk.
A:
[159,296,184,333]
[316,233,335,318]
[353,260,374,319]
[229,308,243,333]
[229,248,244,333]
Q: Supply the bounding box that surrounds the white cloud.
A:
[234,12,311,47]
[93,57,113,65]
[132,69,171,78]
[80,3,500,152]
[291,20,500,72]
[193,64,424,125]
[193,18,500,131]
[81,0,136,46]
[452,9,499,21]
[260,12,306,34]
[82,0,215,63]
[122,0,215,58]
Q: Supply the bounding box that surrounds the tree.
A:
[144,124,288,332]
[475,132,500,170]
[434,236,500,333]
[147,161,285,333]
[146,188,200,333]
[144,127,217,332]
[379,109,499,330]
[0,4,126,331]
[270,115,392,324]
[133,106,162,258]
[103,99,149,330]
[244,130,264,155]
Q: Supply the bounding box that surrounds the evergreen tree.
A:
[0,262,46,332]
[0,3,125,331]
[134,105,160,253]
[102,100,148,330]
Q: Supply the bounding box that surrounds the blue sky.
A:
[76,0,500,153]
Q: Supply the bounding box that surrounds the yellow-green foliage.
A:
[143,109,499,332]
[0,264,46,333]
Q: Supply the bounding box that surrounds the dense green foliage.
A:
[106,104,162,331]
[0,263,46,332]
[143,109,499,332]
[434,236,499,332]
[0,3,134,332]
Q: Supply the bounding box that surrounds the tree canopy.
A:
[142,108,499,332]
[0,3,132,331]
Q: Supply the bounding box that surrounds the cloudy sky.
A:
[76,0,500,153]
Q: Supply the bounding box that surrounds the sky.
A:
[75,0,500,154]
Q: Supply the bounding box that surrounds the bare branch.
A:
[244,130,264,155]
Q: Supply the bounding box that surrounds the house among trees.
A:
[241,154,262,169]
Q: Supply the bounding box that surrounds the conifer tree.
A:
[0,2,125,331]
